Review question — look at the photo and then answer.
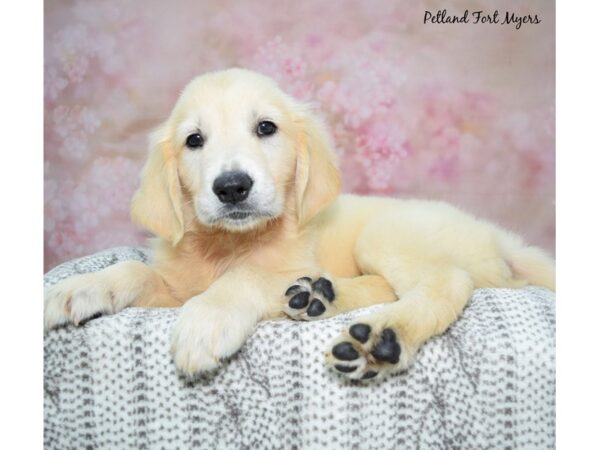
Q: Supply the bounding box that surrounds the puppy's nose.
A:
[212,171,254,204]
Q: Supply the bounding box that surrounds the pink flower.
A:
[79,108,101,133]
[45,66,68,101]
[428,154,460,182]
[316,59,405,129]
[250,36,314,100]
[59,133,90,162]
[62,54,89,83]
[44,157,142,268]
[355,119,412,191]
[500,111,537,152]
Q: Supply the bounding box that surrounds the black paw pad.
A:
[370,328,401,364]
[284,284,304,297]
[349,323,371,343]
[334,364,357,373]
[332,342,359,361]
[306,299,326,316]
[380,328,396,342]
[288,291,310,309]
[297,276,313,284]
[311,277,335,301]
[361,370,378,379]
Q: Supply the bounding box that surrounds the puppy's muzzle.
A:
[212,171,254,205]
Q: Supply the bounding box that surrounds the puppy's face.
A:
[172,71,297,232]
[131,68,341,245]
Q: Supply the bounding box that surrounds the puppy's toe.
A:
[170,321,220,378]
[44,286,71,331]
[170,295,257,377]
[44,282,110,331]
[326,323,411,381]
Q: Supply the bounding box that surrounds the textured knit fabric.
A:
[44,247,556,449]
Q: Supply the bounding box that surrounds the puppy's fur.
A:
[45,69,555,381]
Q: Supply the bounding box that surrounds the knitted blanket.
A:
[44,247,556,449]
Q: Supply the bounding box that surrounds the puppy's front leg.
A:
[170,266,286,377]
[44,260,181,330]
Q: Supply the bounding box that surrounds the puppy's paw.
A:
[44,274,117,331]
[283,276,337,321]
[170,296,257,378]
[325,323,416,381]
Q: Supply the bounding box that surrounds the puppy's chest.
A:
[241,238,314,273]
[170,235,316,300]
[185,240,304,275]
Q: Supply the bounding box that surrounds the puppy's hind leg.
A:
[326,264,474,380]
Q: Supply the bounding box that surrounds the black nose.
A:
[212,171,254,204]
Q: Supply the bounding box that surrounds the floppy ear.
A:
[131,124,185,246]
[294,107,342,227]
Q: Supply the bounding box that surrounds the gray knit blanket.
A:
[44,247,555,449]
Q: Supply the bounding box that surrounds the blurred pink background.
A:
[44,0,555,271]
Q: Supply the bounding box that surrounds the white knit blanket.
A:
[44,247,555,449]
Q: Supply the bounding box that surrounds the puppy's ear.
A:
[294,107,342,227]
[131,124,185,246]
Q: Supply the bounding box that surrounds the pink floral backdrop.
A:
[44,0,555,271]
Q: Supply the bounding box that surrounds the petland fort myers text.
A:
[424,9,541,30]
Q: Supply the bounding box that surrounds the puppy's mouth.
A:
[209,206,276,230]
[196,198,282,231]
[224,211,253,221]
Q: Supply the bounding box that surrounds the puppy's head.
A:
[131,69,341,245]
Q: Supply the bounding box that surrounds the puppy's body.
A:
[45,69,555,381]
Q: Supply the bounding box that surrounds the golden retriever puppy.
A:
[44,68,555,381]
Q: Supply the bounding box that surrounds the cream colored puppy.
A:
[44,68,555,381]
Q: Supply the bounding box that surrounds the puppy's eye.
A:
[185,133,204,149]
[256,121,277,137]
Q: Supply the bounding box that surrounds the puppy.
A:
[44,68,555,381]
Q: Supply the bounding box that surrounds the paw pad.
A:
[307,299,326,316]
[361,370,378,380]
[283,276,336,320]
[349,323,371,343]
[370,329,401,364]
[311,277,334,300]
[327,324,403,381]
[334,364,357,373]
[288,291,310,309]
[332,342,359,360]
